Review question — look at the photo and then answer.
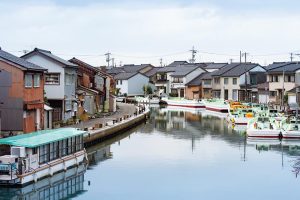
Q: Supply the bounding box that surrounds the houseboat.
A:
[203,99,229,113]
[161,97,205,108]
[0,128,87,186]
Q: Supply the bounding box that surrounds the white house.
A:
[22,48,78,122]
[115,72,150,96]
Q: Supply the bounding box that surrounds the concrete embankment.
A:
[84,108,149,147]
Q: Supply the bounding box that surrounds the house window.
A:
[284,75,295,82]
[203,80,211,85]
[232,78,237,85]
[25,74,33,88]
[173,77,183,83]
[45,73,60,85]
[250,75,257,85]
[65,74,74,85]
[270,91,277,97]
[120,80,123,85]
[214,77,220,84]
[33,74,40,87]
[224,78,228,85]
[270,75,279,82]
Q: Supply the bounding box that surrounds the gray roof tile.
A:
[114,72,138,80]
[0,49,46,71]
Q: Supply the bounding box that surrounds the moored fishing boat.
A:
[281,117,300,139]
[203,99,229,113]
[161,97,205,108]
[135,96,160,104]
[229,108,254,125]
[0,128,87,186]
[247,116,281,138]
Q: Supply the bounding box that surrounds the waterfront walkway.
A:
[69,103,137,129]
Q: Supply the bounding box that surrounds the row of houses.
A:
[108,60,300,107]
[0,48,115,134]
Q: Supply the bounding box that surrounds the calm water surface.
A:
[3,107,300,199]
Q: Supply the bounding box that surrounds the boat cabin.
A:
[0,128,87,185]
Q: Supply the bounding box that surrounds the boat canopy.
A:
[0,128,86,148]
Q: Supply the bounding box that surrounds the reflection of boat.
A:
[203,99,228,113]
[0,164,86,199]
[200,110,228,119]
[0,128,87,186]
[247,117,281,138]
[161,98,205,108]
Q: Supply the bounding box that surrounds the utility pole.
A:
[240,51,242,63]
[229,59,234,64]
[160,58,163,67]
[290,53,294,62]
[242,52,249,102]
[105,52,111,69]
[189,46,197,63]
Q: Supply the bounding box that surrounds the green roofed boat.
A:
[0,128,88,186]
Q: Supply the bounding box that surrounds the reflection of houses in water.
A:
[0,165,86,200]
[155,108,186,131]
[88,145,112,166]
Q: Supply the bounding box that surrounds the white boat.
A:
[203,99,229,113]
[247,116,281,139]
[228,108,254,125]
[0,128,88,186]
[161,97,205,108]
[281,118,300,139]
[135,96,160,104]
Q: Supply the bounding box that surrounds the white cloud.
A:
[0,1,300,66]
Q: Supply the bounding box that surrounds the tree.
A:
[143,84,153,96]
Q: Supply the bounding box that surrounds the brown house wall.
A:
[0,60,44,133]
[185,86,202,100]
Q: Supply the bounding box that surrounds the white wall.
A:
[128,74,150,96]
[24,55,65,99]
[116,80,128,95]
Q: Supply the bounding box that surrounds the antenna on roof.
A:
[22,50,29,55]
[159,58,163,67]
[290,53,294,62]
[189,46,197,63]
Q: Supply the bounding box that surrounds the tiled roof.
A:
[0,49,46,71]
[123,64,152,73]
[204,63,228,69]
[22,48,78,68]
[114,72,139,80]
[107,67,125,74]
[186,73,208,86]
[170,66,200,77]
[266,62,292,70]
[211,63,240,76]
[167,61,188,67]
[144,67,162,77]
[267,63,300,73]
[221,63,259,77]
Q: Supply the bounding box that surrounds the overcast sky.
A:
[1,0,300,66]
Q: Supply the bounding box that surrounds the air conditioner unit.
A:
[11,147,26,158]
[0,155,18,164]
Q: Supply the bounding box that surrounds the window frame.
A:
[25,74,33,88]
[45,73,60,85]
[33,74,41,88]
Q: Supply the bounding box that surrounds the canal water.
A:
[2,106,300,199]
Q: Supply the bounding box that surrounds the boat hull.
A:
[247,129,281,138]
[164,99,205,108]
[282,131,300,139]
[0,150,87,186]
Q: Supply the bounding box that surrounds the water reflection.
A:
[0,165,86,200]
